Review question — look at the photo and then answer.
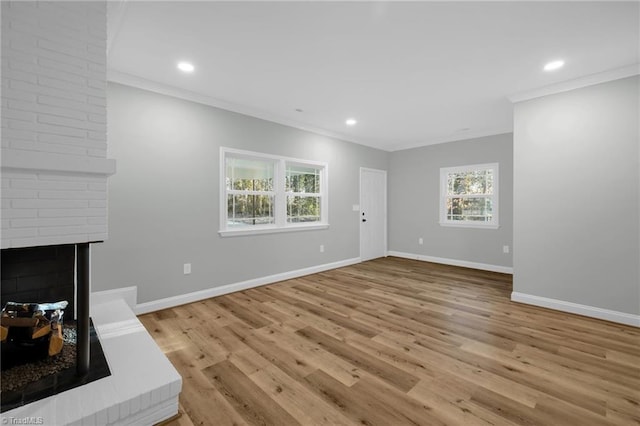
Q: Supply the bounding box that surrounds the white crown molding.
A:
[133,257,361,315]
[106,70,392,150]
[511,292,640,327]
[508,63,640,103]
[388,127,514,152]
[387,251,513,274]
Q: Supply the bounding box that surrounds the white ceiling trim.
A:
[105,69,395,151]
[508,63,640,103]
[388,127,514,152]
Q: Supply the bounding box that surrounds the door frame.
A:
[359,167,388,261]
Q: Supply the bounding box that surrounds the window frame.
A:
[219,147,329,237]
[439,162,499,229]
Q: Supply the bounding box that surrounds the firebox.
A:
[0,243,111,412]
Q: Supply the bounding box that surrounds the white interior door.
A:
[360,168,387,261]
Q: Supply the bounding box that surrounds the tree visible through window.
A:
[440,163,499,228]
[220,148,328,236]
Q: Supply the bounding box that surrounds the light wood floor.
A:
[141,257,640,426]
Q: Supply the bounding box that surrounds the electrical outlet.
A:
[320,245,325,253]
[183,263,191,274]
[418,237,424,245]
[503,245,510,254]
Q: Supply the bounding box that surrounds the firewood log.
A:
[48,324,63,356]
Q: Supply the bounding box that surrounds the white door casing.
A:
[360,168,387,261]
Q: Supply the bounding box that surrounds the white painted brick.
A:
[2,0,109,249]
[140,391,151,411]
[38,94,105,116]
[37,133,103,149]
[129,395,141,415]
[2,219,11,229]
[87,131,106,142]
[119,399,131,420]
[107,404,120,424]
[88,113,106,124]
[9,79,87,103]
[3,108,36,122]
[2,128,37,141]
[88,149,107,158]
[11,139,88,156]
[38,190,105,200]
[2,68,37,84]
[95,408,108,426]
[38,224,105,237]
[2,87,38,103]
[2,227,38,239]
[11,178,87,191]
[88,182,106,191]
[37,173,106,183]
[0,209,37,219]
[1,171,37,180]
[12,199,89,209]
[87,232,107,241]
[38,208,104,218]
[1,188,37,199]
[10,234,87,248]
[12,217,87,228]
[37,56,87,77]
[37,74,86,93]
[87,217,106,225]
[38,113,87,129]
[10,119,87,138]
[87,96,106,107]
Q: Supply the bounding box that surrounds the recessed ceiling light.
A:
[345,118,357,126]
[543,60,564,72]
[177,62,195,73]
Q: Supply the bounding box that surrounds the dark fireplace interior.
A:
[1,244,111,412]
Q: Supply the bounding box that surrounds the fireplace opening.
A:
[1,244,111,413]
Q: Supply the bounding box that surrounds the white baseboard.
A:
[511,292,640,327]
[134,257,362,315]
[387,250,513,274]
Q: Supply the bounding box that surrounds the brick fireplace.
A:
[1,1,180,424]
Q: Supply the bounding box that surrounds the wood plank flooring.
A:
[140,257,640,426]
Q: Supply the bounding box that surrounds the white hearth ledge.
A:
[1,298,181,425]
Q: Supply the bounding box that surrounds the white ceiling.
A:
[107,1,639,151]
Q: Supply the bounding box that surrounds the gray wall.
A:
[388,134,513,268]
[513,76,639,315]
[92,83,388,304]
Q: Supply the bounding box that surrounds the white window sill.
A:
[219,223,329,237]
[439,222,500,230]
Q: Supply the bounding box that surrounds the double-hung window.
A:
[439,163,499,229]
[220,148,328,236]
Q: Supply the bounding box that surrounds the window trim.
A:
[439,162,499,229]
[219,147,329,237]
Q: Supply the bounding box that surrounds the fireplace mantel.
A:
[1,149,116,176]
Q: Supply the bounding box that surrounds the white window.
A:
[220,148,328,236]
[439,163,499,229]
